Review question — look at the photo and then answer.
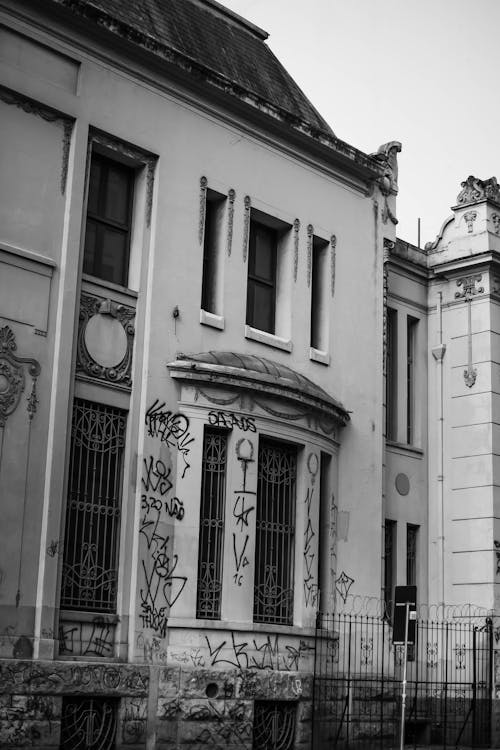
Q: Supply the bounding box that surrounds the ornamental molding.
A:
[306,224,314,288]
[0,326,41,428]
[76,294,135,389]
[455,274,484,301]
[455,274,483,389]
[293,219,300,282]
[199,176,208,245]
[464,210,477,233]
[89,129,157,227]
[243,196,251,263]
[330,235,337,297]
[456,176,500,207]
[0,85,73,195]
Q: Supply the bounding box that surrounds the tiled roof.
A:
[51,0,334,135]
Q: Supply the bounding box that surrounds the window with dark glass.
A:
[407,315,418,444]
[246,220,277,334]
[386,307,398,441]
[406,524,418,586]
[310,236,329,350]
[383,519,396,618]
[196,429,228,619]
[60,399,126,613]
[254,439,296,625]
[201,191,225,315]
[83,153,134,286]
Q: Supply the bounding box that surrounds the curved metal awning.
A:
[167,351,350,427]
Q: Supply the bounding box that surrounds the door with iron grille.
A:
[253,701,296,750]
[60,697,117,750]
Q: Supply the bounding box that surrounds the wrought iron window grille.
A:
[253,701,296,750]
[60,697,117,750]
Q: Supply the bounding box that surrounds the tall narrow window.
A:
[60,400,126,613]
[386,308,398,441]
[310,236,329,351]
[83,153,134,286]
[383,519,396,618]
[201,191,225,314]
[196,429,227,619]
[246,220,277,334]
[407,316,418,444]
[406,524,418,586]
[254,439,296,625]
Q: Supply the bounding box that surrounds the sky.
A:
[222,0,500,246]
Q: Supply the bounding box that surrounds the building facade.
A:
[0,0,398,747]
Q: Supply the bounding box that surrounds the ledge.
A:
[0,241,56,275]
[309,347,330,365]
[200,308,224,330]
[385,440,424,458]
[166,617,316,637]
[244,324,292,352]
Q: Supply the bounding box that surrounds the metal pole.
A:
[399,602,410,750]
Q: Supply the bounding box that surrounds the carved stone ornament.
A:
[455,275,483,389]
[0,85,73,195]
[227,188,236,256]
[0,326,41,428]
[330,235,337,297]
[455,274,484,300]
[293,219,300,282]
[243,196,251,263]
[306,224,314,288]
[199,176,208,245]
[456,176,500,206]
[491,213,500,235]
[464,210,477,233]
[76,295,135,388]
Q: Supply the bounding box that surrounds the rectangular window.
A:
[310,236,329,351]
[383,519,396,618]
[386,307,398,441]
[253,701,296,750]
[60,697,117,750]
[83,152,134,286]
[246,219,277,334]
[407,315,418,444]
[60,399,126,613]
[406,524,418,586]
[254,439,296,625]
[201,191,225,315]
[196,429,228,619]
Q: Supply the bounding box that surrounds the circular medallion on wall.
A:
[395,472,410,496]
[84,313,128,368]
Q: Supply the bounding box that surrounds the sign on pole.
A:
[393,585,417,644]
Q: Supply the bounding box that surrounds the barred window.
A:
[254,440,296,625]
[60,697,117,750]
[196,429,228,619]
[253,701,296,750]
[60,399,126,613]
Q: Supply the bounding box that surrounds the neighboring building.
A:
[0,0,398,748]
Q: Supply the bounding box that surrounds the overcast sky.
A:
[222,0,500,246]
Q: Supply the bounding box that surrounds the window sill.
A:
[167,616,315,637]
[200,309,225,330]
[81,273,138,300]
[309,347,330,365]
[385,440,424,457]
[245,325,292,352]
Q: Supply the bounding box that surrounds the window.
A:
[253,701,296,750]
[310,236,329,351]
[246,220,277,334]
[254,439,297,625]
[196,429,228,619]
[407,316,418,444]
[383,519,396,617]
[386,307,397,441]
[60,697,117,750]
[60,399,126,613]
[83,153,134,286]
[201,191,225,315]
[406,524,418,586]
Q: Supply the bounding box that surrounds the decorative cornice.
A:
[199,176,208,245]
[227,188,236,256]
[0,326,41,428]
[0,85,74,195]
[293,219,300,282]
[243,196,251,263]
[89,129,157,227]
[76,294,135,388]
[456,176,500,207]
[306,224,314,288]
[330,235,337,297]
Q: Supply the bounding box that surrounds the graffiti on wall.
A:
[208,410,256,432]
[204,631,314,671]
[59,617,114,658]
[232,439,255,586]
[145,400,194,478]
[141,456,184,521]
[304,453,319,608]
[0,661,148,694]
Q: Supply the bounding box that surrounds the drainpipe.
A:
[431,291,446,609]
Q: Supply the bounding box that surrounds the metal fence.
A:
[312,613,493,749]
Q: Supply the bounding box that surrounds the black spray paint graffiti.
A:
[232,439,255,586]
[145,400,194,478]
[335,570,355,603]
[59,617,114,658]
[139,498,187,636]
[303,482,319,608]
[141,456,184,521]
[208,410,256,432]
[204,631,314,671]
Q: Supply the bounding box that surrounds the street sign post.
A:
[393,585,417,750]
